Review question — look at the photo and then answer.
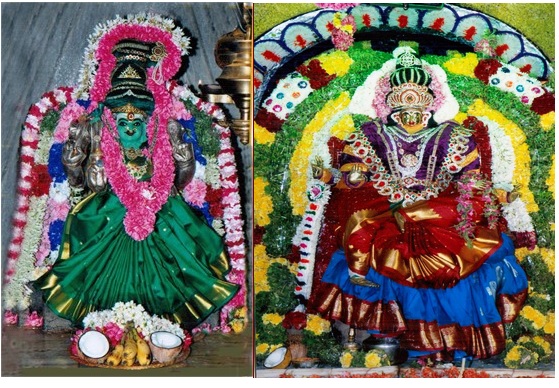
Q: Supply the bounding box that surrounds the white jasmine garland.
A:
[501,198,535,233]
[478,116,515,191]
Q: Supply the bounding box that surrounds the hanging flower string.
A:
[100,104,174,241]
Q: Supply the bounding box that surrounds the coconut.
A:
[77,330,110,364]
[148,331,183,363]
[263,347,291,369]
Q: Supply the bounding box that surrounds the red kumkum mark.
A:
[362,14,371,27]
[520,64,532,73]
[309,203,318,211]
[430,17,445,31]
[326,21,334,32]
[463,26,477,41]
[295,35,307,48]
[495,44,509,57]
[397,15,408,28]
[262,50,281,63]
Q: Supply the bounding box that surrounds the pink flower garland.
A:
[100,106,174,241]
[89,23,181,241]
[89,24,182,103]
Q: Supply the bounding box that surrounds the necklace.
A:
[346,122,472,207]
[383,125,442,178]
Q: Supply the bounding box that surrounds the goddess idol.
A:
[308,47,531,361]
[32,15,241,330]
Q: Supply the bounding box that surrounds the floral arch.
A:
[254,3,554,372]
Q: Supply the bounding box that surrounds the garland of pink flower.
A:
[3,22,246,332]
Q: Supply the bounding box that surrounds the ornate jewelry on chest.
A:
[383,124,442,178]
[345,123,473,207]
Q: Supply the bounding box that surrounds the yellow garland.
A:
[254,121,276,145]
[305,313,331,336]
[443,52,479,78]
[254,177,273,227]
[340,351,353,368]
[330,113,355,140]
[262,312,284,326]
[364,351,383,368]
[520,305,546,330]
[254,244,271,293]
[539,111,555,131]
[466,99,538,212]
[543,312,555,335]
[254,244,298,294]
[317,51,354,77]
[288,92,351,215]
[546,154,555,200]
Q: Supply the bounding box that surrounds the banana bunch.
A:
[105,327,152,367]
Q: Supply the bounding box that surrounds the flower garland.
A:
[3,87,73,319]
[75,13,190,101]
[170,83,247,333]
[101,107,174,241]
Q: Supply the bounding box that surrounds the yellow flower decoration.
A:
[533,336,553,355]
[520,305,546,330]
[506,345,521,362]
[254,244,271,293]
[443,52,479,78]
[317,51,354,77]
[467,99,537,212]
[256,343,270,355]
[262,313,284,326]
[305,314,331,336]
[540,248,555,274]
[254,177,273,227]
[332,13,342,28]
[289,92,351,215]
[546,154,555,200]
[543,312,555,335]
[330,113,355,140]
[254,121,276,145]
[231,319,245,334]
[340,351,353,368]
[365,352,382,368]
[540,111,555,131]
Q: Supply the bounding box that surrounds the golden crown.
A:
[386,83,434,110]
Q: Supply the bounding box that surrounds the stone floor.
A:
[1,323,253,377]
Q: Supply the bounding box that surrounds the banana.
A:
[121,356,135,367]
[122,331,138,361]
[135,336,152,366]
[106,343,124,366]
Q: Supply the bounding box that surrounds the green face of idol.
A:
[115,113,148,149]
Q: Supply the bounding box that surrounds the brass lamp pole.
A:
[201,2,252,145]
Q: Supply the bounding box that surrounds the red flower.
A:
[473,59,502,84]
[254,109,285,133]
[30,164,52,197]
[282,311,307,330]
[530,90,555,115]
[297,59,335,90]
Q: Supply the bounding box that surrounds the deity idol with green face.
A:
[36,30,239,330]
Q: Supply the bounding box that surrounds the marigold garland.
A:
[288,92,351,216]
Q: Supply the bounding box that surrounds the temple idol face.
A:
[115,112,148,149]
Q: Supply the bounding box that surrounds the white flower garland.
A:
[478,116,516,191]
[502,198,535,233]
[82,301,185,339]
